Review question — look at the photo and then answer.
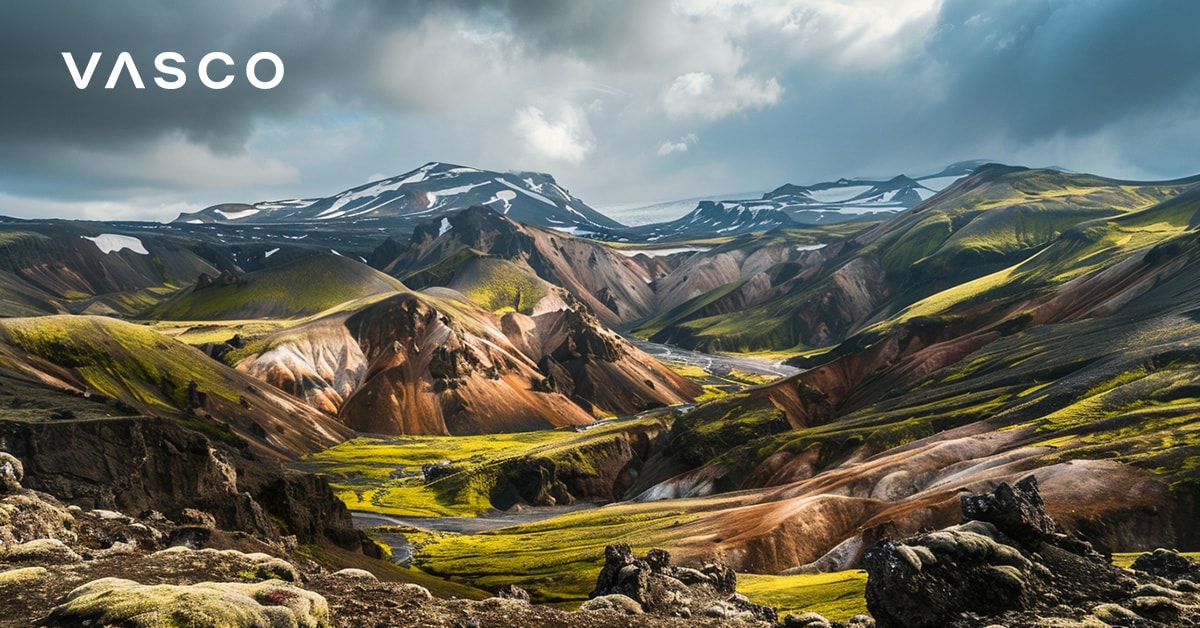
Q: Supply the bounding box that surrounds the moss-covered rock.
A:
[150,547,300,582]
[0,566,47,587]
[1,538,81,564]
[43,577,329,628]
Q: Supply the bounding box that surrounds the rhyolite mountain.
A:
[175,161,623,234]
[235,288,699,435]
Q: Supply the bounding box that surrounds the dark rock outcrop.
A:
[863,476,1200,627]
[1131,548,1200,582]
[0,418,358,548]
[589,543,775,622]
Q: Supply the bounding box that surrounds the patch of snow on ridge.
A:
[803,185,872,203]
[265,248,280,258]
[215,208,259,221]
[438,218,452,236]
[82,234,148,255]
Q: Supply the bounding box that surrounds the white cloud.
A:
[0,191,203,222]
[658,133,699,156]
[511,104,595,164]
[60,135,299,190]
[662,71,782,120]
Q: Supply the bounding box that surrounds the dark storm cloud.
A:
[924,0,1200,142]
[2,1,1199,219]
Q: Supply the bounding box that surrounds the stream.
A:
[626,338,801,379]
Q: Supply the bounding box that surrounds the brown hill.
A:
[238,289,698,435]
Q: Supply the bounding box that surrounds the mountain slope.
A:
[379,206,659,326]
[644,165,1200,352]
[0,222,224,316]
[175,162,621,233]
[0,315,353,457]
[148,254,406,320]
[236,289,699,434]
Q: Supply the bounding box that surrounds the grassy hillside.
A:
[643,167,1200,353]
[149,254,405,320]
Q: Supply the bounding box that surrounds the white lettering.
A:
[62,52,102,89]
[105,52,145,89]
[245,52,284,89]
[153,52,187,89]
[199,52,235,89]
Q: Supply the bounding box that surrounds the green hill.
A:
[148,254,405,320]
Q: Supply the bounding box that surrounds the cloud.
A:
[511,104,594,165]
[662,72,782,120]
[658,133,699,156]
[3,1,1200,218]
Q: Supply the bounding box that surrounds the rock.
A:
[167,525,213,549]
[0,566,47,586]
[42,578,329,628]
[783,611,832,628]
[0,452,23,492]
[397,583,433,601]
[848,614,876,627]
[178,507,218,527]
[0,491,77,546]
[331,568,378,581]
[863,477,1200,628]
[1131,548,1200,581]
[1,538,82,563]
[496,584,530,602]
[959,475,1057,548]
[150,547,300,582]
[589,543,774,621]
[579,594,644,615]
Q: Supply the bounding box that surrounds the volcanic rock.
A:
[589,543,775,622]
[863,476,1200,627]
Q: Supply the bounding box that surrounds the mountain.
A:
[0,220,230,317]
[0,315,353,457]
[236,289,699,434]
[624,162,984,242]
[640,165,1200,352]
[174,161,622,233]
[147,253,406,320]
[378,205,662,327]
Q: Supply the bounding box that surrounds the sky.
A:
[2,0,1199,222]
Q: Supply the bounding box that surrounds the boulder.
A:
[863,476,1200,627]
[588,543,775,621]
[0,452,23,493]
[1131,548,1200,582]
[42,578,329,628]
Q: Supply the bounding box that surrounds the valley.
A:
[2,160,1200,626]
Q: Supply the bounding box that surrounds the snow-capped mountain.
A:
[174,162,622,233]
[626,162,981,241]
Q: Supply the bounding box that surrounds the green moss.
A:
[739,571,868,621]
[0,316,244,410]
[150,255,404,321]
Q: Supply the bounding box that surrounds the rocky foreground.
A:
[2,446,1199,626]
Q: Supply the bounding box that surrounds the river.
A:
[626,338,801,379]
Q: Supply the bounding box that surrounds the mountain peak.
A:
[175,163,623,232]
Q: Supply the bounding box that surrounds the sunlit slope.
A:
[149,254,406,320]
[0,315,351,456]
[645,165,1200,352]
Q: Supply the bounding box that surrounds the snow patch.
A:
[265,248,280,258]
[82,234,148,255]
[215,208,260,221]
[438,217,452,236]
[616,246,710,257]
[803,185,872,203]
